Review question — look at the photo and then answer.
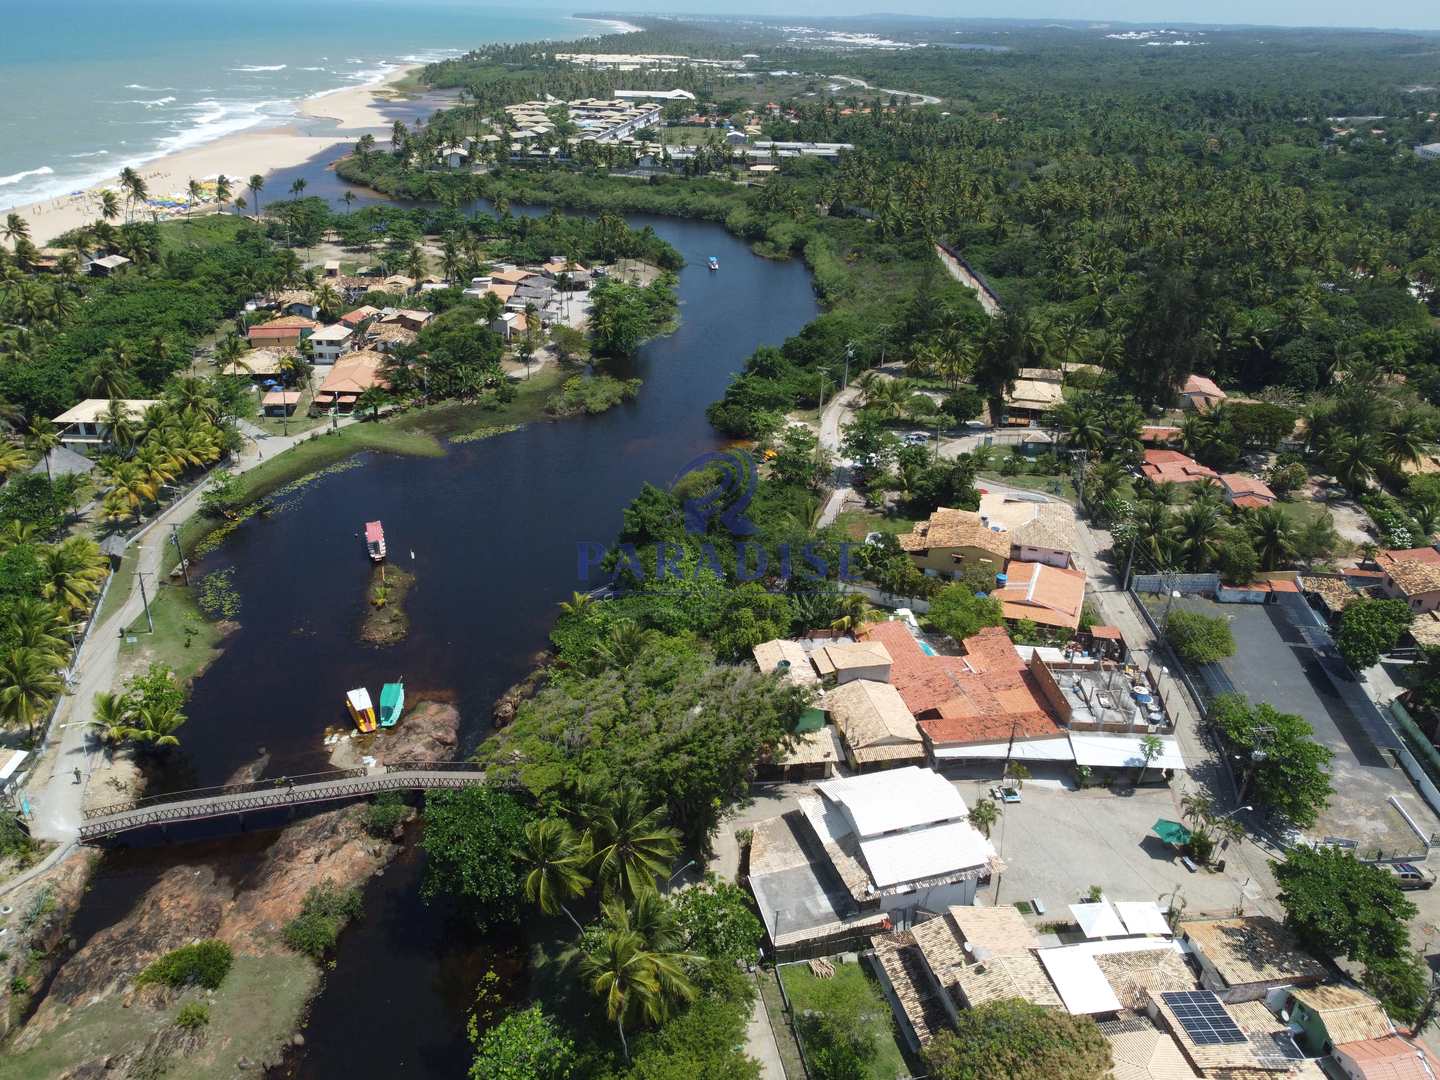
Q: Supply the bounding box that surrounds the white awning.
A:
[932,737,1075,762]
[1070,900,1127,939]
[1068,733,1187,771]
[1114,901,1172,937]
[860,819,996,888]
[1038,945,1123,1014]
[0,748,28,784]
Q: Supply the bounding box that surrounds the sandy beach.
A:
[9,65,421,247]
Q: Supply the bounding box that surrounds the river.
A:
[64,166,819,1077]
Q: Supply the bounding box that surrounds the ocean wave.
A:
[155,98,288,156]
[232,64,286,72]
[124,84,176,91]
[0,166,54,186]
[70,150,110,158]
[119,96,178,107]
[299,66,327,71]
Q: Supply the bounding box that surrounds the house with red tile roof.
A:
[1180,373,1226,411]
[1333,1034,1440,1080]
[1140,450,1219,487]
[993,561,1087,630]
[1219,473,1277,510]
[857,621,1064,757]
[247,315,319,347]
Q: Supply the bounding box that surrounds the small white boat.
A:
[707,256,719,271]
[346,687,376,733]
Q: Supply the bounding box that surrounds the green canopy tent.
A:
[1152,819,1193,848]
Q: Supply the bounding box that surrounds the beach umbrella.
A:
[1152,819,1192,848]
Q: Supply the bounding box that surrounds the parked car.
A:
[904,431,929,445]
[1385,862,1436,890]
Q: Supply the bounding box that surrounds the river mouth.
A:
[50,201,819,1077]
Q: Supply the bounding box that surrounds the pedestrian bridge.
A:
[78,762,485,841]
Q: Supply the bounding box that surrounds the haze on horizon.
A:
[592,1,1440,33]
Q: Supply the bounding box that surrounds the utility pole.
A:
[137,570,154,634]
[1122,528,1140,593]
[171,523,189,587]
[843,341,854,390]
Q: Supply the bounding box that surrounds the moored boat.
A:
[346,687,377,733]
[365,520,387,562]
[379,679,405,728]
[707,256,719,271]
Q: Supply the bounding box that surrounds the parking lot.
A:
[1166,595,1433,856]
[954,780,1265,919]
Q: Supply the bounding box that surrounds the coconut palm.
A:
[1379,413,1431,473]
[579,929,661,1063]
[106,462,159,523]
[97,189,121,224]
[187,179,204,222]
[1325,433,1379,494]
[558,590,595,617]
[0,443,32,484]
[517,818,592,930]
[102,397,138,450]
[128,700,185,748]
[23,418,61,482]
[118,167,147,222]
[968,797,999,838]
[42,537,107,616]
[169,377,221,422]
[830,592,883,633]
[214,175,232,207]
[1175,502,1222,572]
[3,212,32,248]
[1247,506,1298,570]
[89,691,134,754]
[0,647,63,740]
[355,386,390,421]
[247,174,265,220]
[11,598,66,657]
[585,788,681,903]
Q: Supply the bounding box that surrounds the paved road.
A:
[826,74,942,106]
[22,420,357,843]
[816,383,863,527]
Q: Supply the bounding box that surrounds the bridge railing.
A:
[81,768,369,820]
[384,760,484,774]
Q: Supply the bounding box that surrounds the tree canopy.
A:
[924,999,1112,1080]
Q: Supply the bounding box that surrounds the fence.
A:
[934,241,1002,316]
[1388,701,1440,825]
[1131,573,1220,595]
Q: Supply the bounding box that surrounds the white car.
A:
[904,431,929,445]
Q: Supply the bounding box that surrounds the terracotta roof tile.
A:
[994,561,1087,629]
[1384,559,1440,598]
[1336,1035,1440,1080]
[857,621,1062,747]
[1183,374,1225,399]
[1141,450,1219,486]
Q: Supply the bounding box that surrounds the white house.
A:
[308,324,353,366]
[51,399,160,446]
[438,145,469,168]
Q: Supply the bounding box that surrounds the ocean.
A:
[0,0,599,211]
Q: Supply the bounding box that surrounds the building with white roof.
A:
[748,767,999,952]
[51,399,160,446]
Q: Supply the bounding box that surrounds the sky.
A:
[587,1,1440,32]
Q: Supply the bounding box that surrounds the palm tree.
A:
[968,797,999,838]
[1175,503,1222,572]
[102,397,138,449]
[1247,506,1297,570]
[2,213,31,248]
[517,818,592,930]
[355,386,389,421]
[558,591,595,617]
[289,177,307,199]
[25,418,60,481]
[128,700,185,748]
[42,539,106,616]
[11,598,66,657]
[213,175,232,207]
[118,167,148,222]
[107,462,159,523]
[89,690,134,755]
[0,647,63,740]
[247,174,265,220]
[830,592,882,634]
[1325,433,1379,494]
[1379,413,1431,473]
[0,443,32,485]
[0,520,37,552]
[579,929,661,1063]
[585,788,680,903]
[97,189,121,224]
[187,178,204,222]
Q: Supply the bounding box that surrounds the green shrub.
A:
[135,940,233,990]
[283,881,363,960]
[175,1002,211,1030]
[1165,609,1236,665]
[364,792,409,837]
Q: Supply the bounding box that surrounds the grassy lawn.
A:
[154,213,254,256]
[661,125,721,144]
[119,577,227,689]
[834,508,921,541]
[249,388,325,438]
[777,960,910,1080]
[1273,498,1330,529]
[0,951,316,1080]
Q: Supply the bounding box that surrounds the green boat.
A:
[378,680,405,728]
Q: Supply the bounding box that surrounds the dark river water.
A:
[66,148,819,1078]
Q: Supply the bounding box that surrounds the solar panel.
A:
[1161,990,1248,1046]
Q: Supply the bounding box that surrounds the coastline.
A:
[7,64,421,247]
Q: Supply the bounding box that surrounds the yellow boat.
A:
[346,687,377,733]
